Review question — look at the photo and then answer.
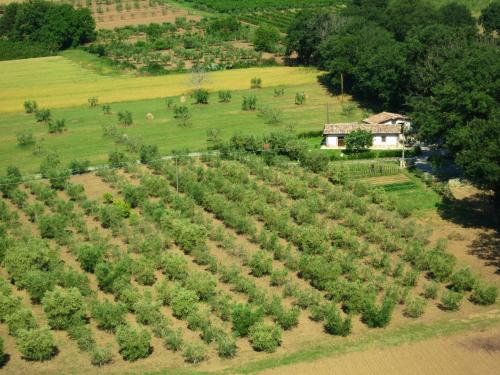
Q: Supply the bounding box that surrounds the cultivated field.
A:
[0,52,364,173]
[0,55,320,112]
[0,149,498,374]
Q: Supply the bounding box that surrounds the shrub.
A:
[270,269,288,286]
[17,131,36,146]
[345,130,373,153]
[108,150,128,168]
[17,327,56,361]
[88,97,99,107]
[48,119,66,133]
[250,77,262,89]
[215,333,237,358]
[171,287,199,319]
[249,251,273,277]
[231,303,263,337]
[38,214,67,240]
[173,105,191,127]
[24,100,38,114]
[0,294,21,322]
[77,244,105,273]
[134,294,163,326]
[132,257,156,286]
[242,95,257,111]
[403,296,426,318]
[161,252,189,281]
[423,281,438,299]
[253,24,280,52]
[183,342,207,364]
[102,104,112,114]
[117,111,133,126]
[139,144,160,164]
[6,308,37,336]
[0,336,4,365]
[450,267,477,292]
[42,287,86,329]
[440,290,463,311]
[192,88,209,104]
[309,304,325,322]
[69,159,90,175]
[35,108,51,123]
[426,246,455,282]
[470,284,498,305]
[295,92,306,105]
[361,294,395,328]
[90,345,113,366]
[275,306,300,330]
[99,204,125,229]
[274,88,285,97]
[163,328,183,351]
[249,322,282,353]
[116,324,152,361]
[67,324,95,352]
[258,107,283,124]
[24,270,56,304]
[323,304,351,336]
[92,300,127,332]
[185,272,217,301]
[218,90,232,103]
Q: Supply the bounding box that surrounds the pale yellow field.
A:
[0,55,322,113]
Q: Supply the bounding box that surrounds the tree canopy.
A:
[286,0,500,200]
[0,0,95,50]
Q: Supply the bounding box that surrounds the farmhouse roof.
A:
[362,112,408,124]
[323,123,402,135]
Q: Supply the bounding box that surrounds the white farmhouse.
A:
[322,122,403,149]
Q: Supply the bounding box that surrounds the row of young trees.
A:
[286,0,500,201]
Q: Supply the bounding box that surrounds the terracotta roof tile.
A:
[323,122,402,135]
[362,112,408,124]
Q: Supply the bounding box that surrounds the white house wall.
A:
[322,134,402,149]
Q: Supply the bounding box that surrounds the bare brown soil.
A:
[260,326,500,375]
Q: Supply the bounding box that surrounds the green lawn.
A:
[0,80,365,173]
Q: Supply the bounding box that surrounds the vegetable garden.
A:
[0,140,497,373]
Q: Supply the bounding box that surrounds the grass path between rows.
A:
[146,309,500,375]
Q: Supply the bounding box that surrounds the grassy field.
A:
[0,52,365,173]
[0,53,321,112]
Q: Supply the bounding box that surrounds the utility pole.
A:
[326,103,330,124]
[340,73,344,105]
[175,156,179,193]
[400,124,406,169]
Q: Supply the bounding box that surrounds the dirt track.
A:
[260,326,500,375]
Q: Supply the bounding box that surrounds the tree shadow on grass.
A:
[437,193,499,230]
[0,353,11,368]
[469,232,500,275]
[317,73,386,114]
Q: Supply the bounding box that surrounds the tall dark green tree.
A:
[479,1,500,34]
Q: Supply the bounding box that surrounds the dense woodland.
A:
[0,0,95,58]
[286,0,500,201]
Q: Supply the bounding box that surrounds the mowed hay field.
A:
[0,54,361,173]
[0,56,321,112]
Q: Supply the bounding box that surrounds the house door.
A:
[338,137,345,147]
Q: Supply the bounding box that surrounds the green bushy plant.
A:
[24,100,38,114]
[35,108,51,123]
[470,283,498,305]
[323,303,351,336]
[423,281,438,299]
[6,308,37,336]
[450,267,477,292]
[403,296,426,318]
[231,303,263,337]
[361,294,395,328]
[17,327,56,361]
[218,90,232,103]
[90,345,113,366]
[42,287,86,329]
[249,322,282,353]
[67,324,96,352]
[250,77,262,89]
[77,244,105,273]
[440,290,463,311]
[163,327,184,351]
[116,324,152,361]
[242,95,257,111]
[215,333,237,358]
[24,270,56,304]
[249,251,273,277]
[91,300,127,332]
[117,111,133,126]
[182,342,207,364]
[295,92,306,105]
[270,268,288,286]
[161,252,189,281]
[185,272,217,301]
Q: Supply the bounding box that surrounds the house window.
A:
[338,136,345,146]
[381,136,386,142]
